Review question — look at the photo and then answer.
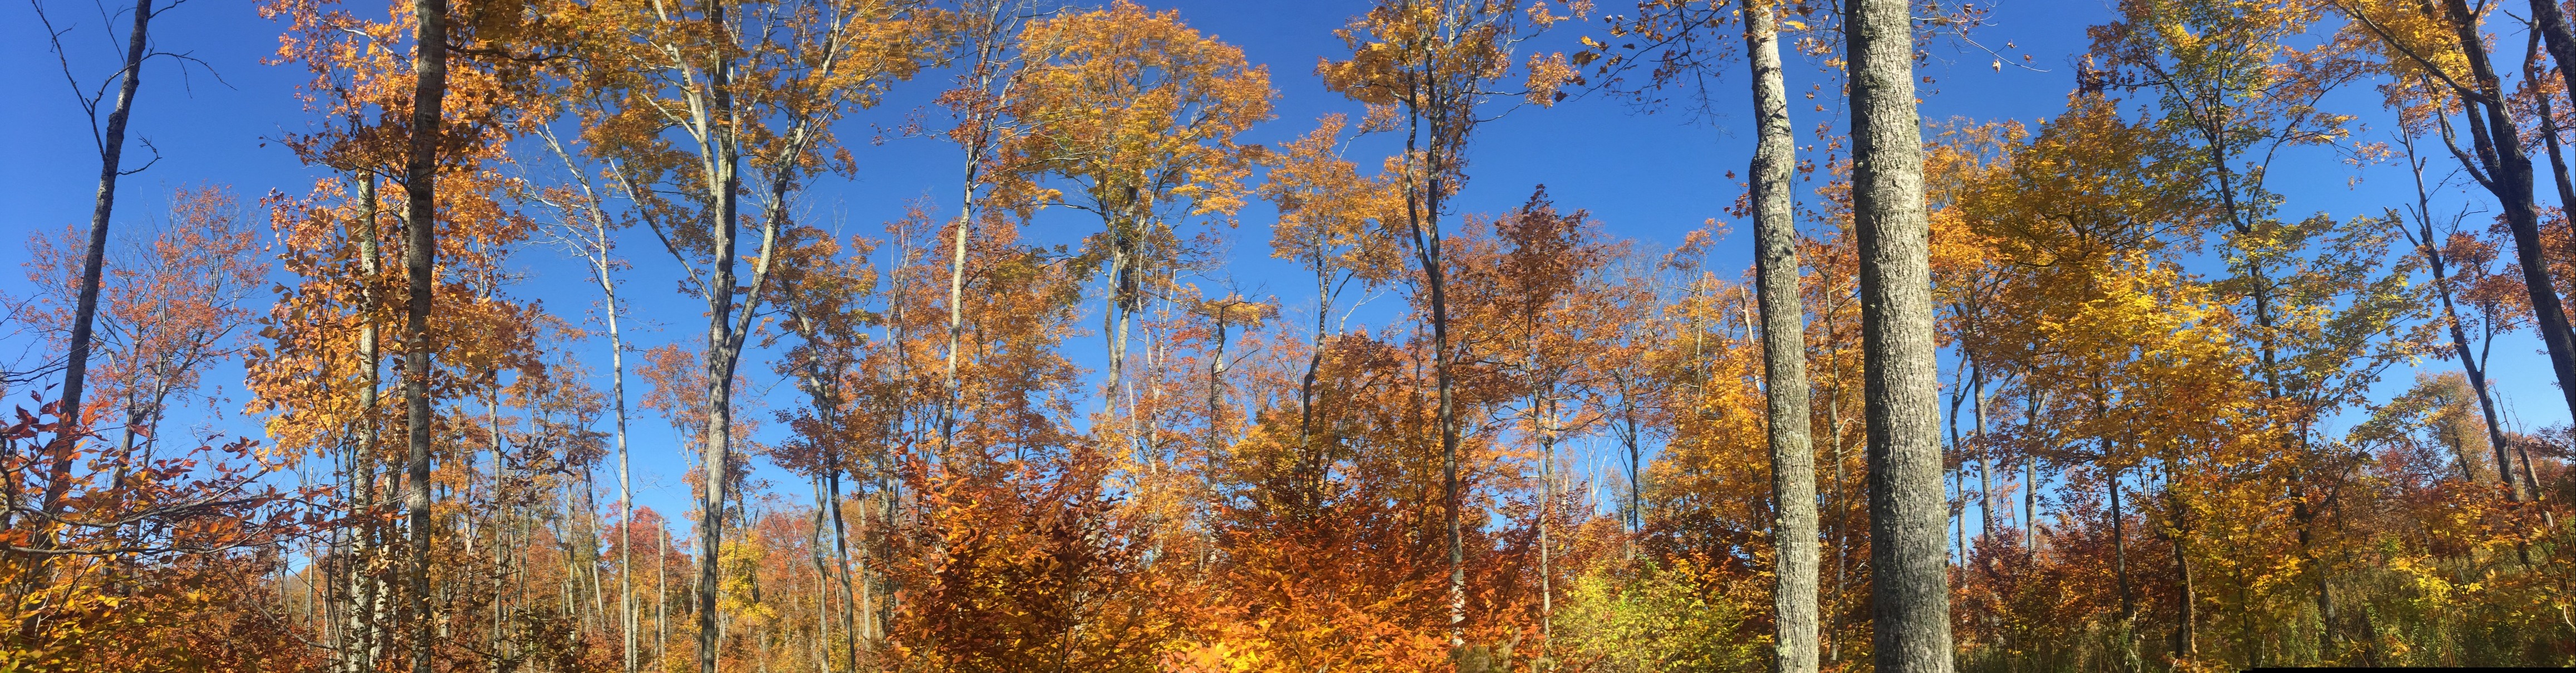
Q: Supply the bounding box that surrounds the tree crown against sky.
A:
[3,0,2576,670]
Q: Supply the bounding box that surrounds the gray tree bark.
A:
[401,1,448,672]
[1845,0,1955,670]
[1745,3,1819,671]
[38,0,154,532]
[693,18,744,669]
[2430,0,2576,439]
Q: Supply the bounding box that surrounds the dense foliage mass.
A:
[12,0,2576,670]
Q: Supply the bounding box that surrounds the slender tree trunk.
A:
[1534,384,1555,649]
[1972,375,1993,546]
[1210,317,1231,483]
[1847,1,1955,669]
[39,0,154,536]
[401,1,448,670]
[1948,379,1967,568]
[1298,234,1333,514]
[2529,0,2576,133]
[943,193,971,459]
[809,476,837,673]
[1952,461,1966,568]
[657,524,669,665]
[1103,216,1138,448]
[351,173,385,673]
[2168,470,2197,658]
[2401,133,2524,497]
[2111,467,2132,622]
[1625,414,1642,534]
[2517,438,2546,503]
[596,243,638,673]
[1390,62,1469,647]
[1746,3,1818,670]
[943,2,1020,462]
[2024,382,2043,552]
[1824,334,1851,665]
[825,471,860,656]
[2525,33,2576,226]
[1429,165,1465,652]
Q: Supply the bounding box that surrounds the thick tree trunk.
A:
[1746,3,1819,671]
[401,1,448,671]
[2447,0,2576,434]
[1846,1,1955,670]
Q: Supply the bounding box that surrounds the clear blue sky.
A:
[0,0,2549,529]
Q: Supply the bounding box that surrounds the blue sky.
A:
[0,0,2551,530]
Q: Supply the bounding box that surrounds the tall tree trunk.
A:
[1425,150,1465,653]
[597,238,638,673]
[2529,0,2576,134]
[1746,3,1818,670]
[351,173,385,673]
[1846,1,1955,670]
[943,1,1022,464]
[38,0,154,538]
[1298,230,1333,515]
[402,0,448,670]
[1390,61,1468,647]
[693,7,745,673]
[2441,0,2576,433]
[2525,32,2576,227]
[2400,131,2523,496]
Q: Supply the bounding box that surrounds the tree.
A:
[526,116,647,672]
[398,1,448,667]
[1844,0,1954,670]
[938,0,1032,459]
[2336,0,2563,503]
[24,0,163,547]
[1320,0,1572,646]
[1743,2,1821,670]
[1260,111,1401,515]
[563,2,936,670]
[997,0,1272,457]
[2388,123,2522,499]
[4,186,301,670]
